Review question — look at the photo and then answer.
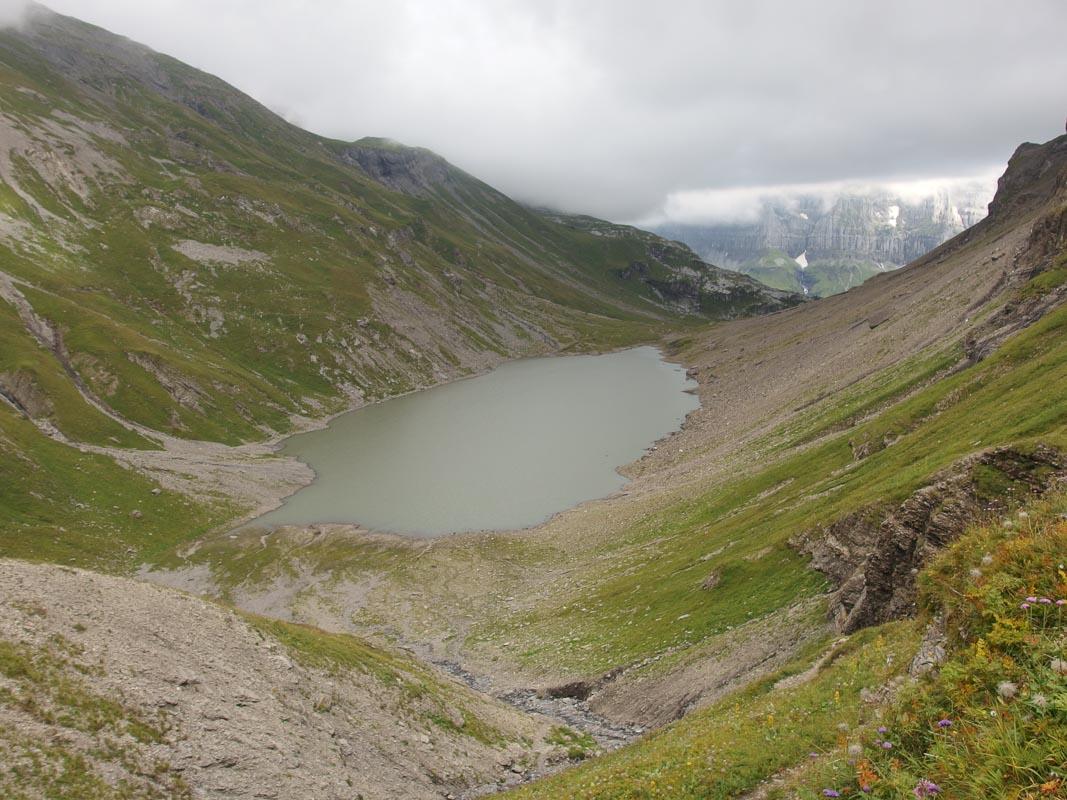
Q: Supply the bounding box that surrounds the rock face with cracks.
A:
[791,446,1067,632]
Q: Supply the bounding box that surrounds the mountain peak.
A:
[987,133,1067,220]
[340,137,456,196]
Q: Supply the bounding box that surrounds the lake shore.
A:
[107,339,692,549]
[248,345,697,535]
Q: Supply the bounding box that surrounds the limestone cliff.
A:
[655,183,993,296]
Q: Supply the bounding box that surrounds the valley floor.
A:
[137,167,1067,782]
[3,130,1066,797]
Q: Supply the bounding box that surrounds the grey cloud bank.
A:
[0,0,29,26]
[40,0,1067,222]
[645,173,1001,227]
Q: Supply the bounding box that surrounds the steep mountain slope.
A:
[0,5,797,435]
[655,183,992,296]
[0,5,796,568]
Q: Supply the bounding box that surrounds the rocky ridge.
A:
[542,212,800,317]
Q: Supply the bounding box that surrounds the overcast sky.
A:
[22,0,1067,222]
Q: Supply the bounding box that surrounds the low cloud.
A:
[640,173,1000,227]
[39,0,1067,221]
[0,0,29,27]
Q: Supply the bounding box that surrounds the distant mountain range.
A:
[653,184,993,296]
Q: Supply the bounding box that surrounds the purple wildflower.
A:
[1026,596,1038,603]
[823,791,841,798]
[1057,599,1066,606]
[1021,603,1031,610]
[936,718,952,728]
[1039,598,1053,604]
[914,778,941,797]
[881,741,893,749]
[877,726,888,734]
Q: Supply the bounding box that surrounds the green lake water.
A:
[250,346,699,536]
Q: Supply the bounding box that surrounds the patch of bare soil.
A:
[101,435,314,527]
[0,560,571,800]
[171,239,268,266]
[588,598,828,727]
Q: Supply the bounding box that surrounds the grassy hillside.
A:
[0,6,798,569]
[733,250,894,297]
[503,493,1067,799]
[0,407,230,572]
[1,7,1065,800]
[0,6,794,447]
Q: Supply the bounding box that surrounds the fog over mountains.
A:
[32,0,1067,221]
[653,180,995,296]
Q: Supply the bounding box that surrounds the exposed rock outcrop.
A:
[0,370,52,417]
[965,187,1067,361]
[341,139,455,196]
[791,445,1067,633]
[987,134,1067,220]
[909,616,948,677]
